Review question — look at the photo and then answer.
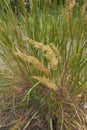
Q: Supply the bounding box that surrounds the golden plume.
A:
[15,52,48,73]
[32,76,57,91]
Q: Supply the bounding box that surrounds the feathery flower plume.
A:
[28,39,59,70]
[50,44,61,62]
[66,0,76,20]
[32,76,57,91]
[15,52,48,73]
[81,2,87,15]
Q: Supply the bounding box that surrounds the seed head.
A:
[32,76,57,91]
[29,39,60,70]
[15,52,47,73]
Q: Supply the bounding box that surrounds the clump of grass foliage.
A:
[0,0,87,129]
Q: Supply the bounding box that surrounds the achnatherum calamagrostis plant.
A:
[0,0,87,129]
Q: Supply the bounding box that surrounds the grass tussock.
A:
[0,0,87,129]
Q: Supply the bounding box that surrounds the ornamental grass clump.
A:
[0,0,87,130]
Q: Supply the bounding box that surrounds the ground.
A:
[0,86,50,130]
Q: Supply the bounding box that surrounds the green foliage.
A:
[0,0,87,129]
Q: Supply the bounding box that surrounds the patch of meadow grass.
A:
[0,0,87,129]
